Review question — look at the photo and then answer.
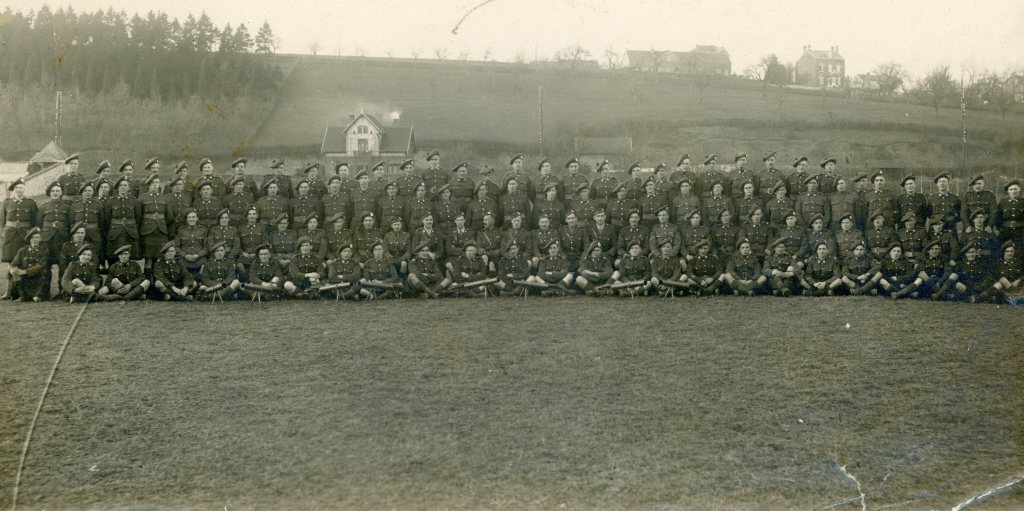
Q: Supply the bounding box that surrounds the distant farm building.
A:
[321,111,416,172]
[795,45,845,88]
[626,46,731,76]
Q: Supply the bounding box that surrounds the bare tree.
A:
[434,46,448,60]
[871,61,910,100]
[603,48,621,70]
[977,70,1016,120]
[744,63,765,81]
[913,65,958,115]
[458,50,471,61]
[307,39,320,57]
[557,44,591,76]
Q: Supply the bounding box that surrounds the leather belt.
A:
[5,221,31,228]
[44,221,67,229]
[109,218,137,226]
[144,213,165,220]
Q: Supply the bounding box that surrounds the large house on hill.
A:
[795,45,845,88]
[321,111,416,162]
[626,46,731,75]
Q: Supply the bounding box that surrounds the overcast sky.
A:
[8,0,1023,78]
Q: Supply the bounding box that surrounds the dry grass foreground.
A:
[1,295,1023,510]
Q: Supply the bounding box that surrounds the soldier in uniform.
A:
[925,214,960,266]
[757,152,785,198]
[407,241,448,298]
[395,159,423,199]
[262,159,293,200]
[763,237,797,297]
[799,214,836,260]
[587,209,618,261]
[269,213,298,269]
[322,175,351,225]
[58,154,86,200]
[164,161,193,195]
[301,162,328,200]
[800,241,841,296]
[623,161,645,200]
[927,172,960,231]
[224,176,255,226]
[332,162,358,196]
[229,158,259,198]
[377,181,406,230]
[323,243,361,300]
[984,241,1022,302]
[532,182,564,228]
[670,154,699,195]
[384,218,412,274]
[91,159,114,191]
[652,163,674,202]
[37,182,71,271]
[834,213,865,261]
[678,210,708,257]
[947,241,993,302]
[59,222,93,279]
[700,180,733,229]
[534,158,562,202]
[558,211,588,270]
[775,211,805,263]
[711,209,741,259]
[432,184,460,233]
[560,157,586,200]
[817,157,840,195]
[474,211,503,268]
[405,182,436,232]
[499,179,531,228]
[324,212,353,264]
[199,241,241,299]
[70,182,104,260]
[961,175,996,227]
[410,213,444,260]
[896,212,926,260]
[590,159,618,209]
[841,241,880,295]
[638,178,665,229]
[254,178,288,229]
[237,206,268,279]
[787,157,810,198]
[994,180,1023,247]
[116,159,142,198]
[685,239,723,296]
[283,236,325,298]
[740,207,772,258]
[60,244,101,302]
[175,209,208,277]
[99,244,149,301]
[863,170,895,226]
[606,181,637,228]
[290,180,323,225]
[877,242,917,298]
[367,161,389,196]
[723,239,767,295]
[795,174,830,227]
[242,244,285,297]
[140,157,160,195]
[192,158,225,199]
[569,184,598,229]
[828,177,859,231]
[138,173,170,273]
[163,177,191,238]
[576,240,614,293]
[421,150,448,196]
[494,242,531,295]
[611,240,652,295]
[499,212,531,256]
[447,242,493,296]
[8,228,49,301]
[153,242,196,300]
[444,213,474,264]
[105,176,141,266]
[348,169,378,230]
[477,166,501,198]
[501,154,535,199]
[699,155,727,200]
[530,215,559,267]
[528,239,573,290]
[193,182,223,228]
[671,179,701,226]
[359,240,402,299]
[297,214,328,261]
[207,209,242,262]
[894,175,927,228]
[729,153,757,198]
[618,211,651,259]
[914,239,956,300]
[649,239,689,295]
[960,209,998,266]
[733,179,762,222]
[865,211,896,259]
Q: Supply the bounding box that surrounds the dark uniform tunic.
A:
[994,196,1024,246]
[816,172,840,196]
[894,192,928,227]
[498,193,531,228]
[500,227,531,254]
[349,187,379,229]
[842,254,878,280]
[498,253,531,285]
[828,192,859,229]
[377,195,406,229]
[590,175,618,208]
[765,197,795,229]
[533,199,565,228]
[558,224,588,267]
[775,225,805,256]
[531,229,559,258]
[954,257,993,294]
[701,195,733,228]
[193,197,223,228]
[687,253,722,283]
[896,226,927,258]
[353,227,384,261]
[287,253,324,288]
[321,193,350,224]
[962,190,997,225]
[405,198,436,231]
[223,192,254,226]
[606,198,638,228]
[445,228,475,260]
[618,225,650,257]
[37,198,71,265]
[396,175,424,198]
[325,228,354,259]
[711,222,740,258]
[787,171,809,197]
[60,259,101,294]
[139,192,170,259]
[327,258,361,285]
[795,192,829,227]
[475,227,503,262]
[289,195,322,225]
[432,199,460,233]
[726,252,762,281]
[58,172,87,200]
[384,230,412,264]
[362,257,399,283]
[835,229,866,261]
[740,221,773,257]
[269,229,298,267]
[421,168,448,196]
[579,254,614,284]
[639,194,668,228]
[104,195,141,259]
[678,223,709,256]
[254,195,288,227]
[729,170,758,198]
[866,226,897,259]
[650,254,682,282]
[864,189,895,224]
[879,255,916,286]
[452,254,489,283]
[536,254,571,284]
[733,195,763,223]
[154,257,194,288]
[201,257,237,287]
[206,225,241,261]
[757,168,786,198]
[501,171,535,199]
[927,191,961,230]
[238,223,269,266]
[464,197,498,231]
[449,177,476,210]
[192,175,226,199]
[671,194,701,225]
[175,224,208,273]
[249,259,284,285]
[618,253,651,281]
[563,174,589,201]
[804,255,839,283]
[407,256,442,285]
[163,192,191,236]
[70,198,103,250]
[410,228,444,258]
[800,229,836,259]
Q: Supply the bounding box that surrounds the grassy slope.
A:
[253,59,1024,169]
[2,293,1023,510]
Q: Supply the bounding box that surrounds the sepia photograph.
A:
[1,0,1023,509]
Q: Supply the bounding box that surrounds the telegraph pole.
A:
[55,90,62,147]
[537,85,544,156]
[960,77,967,176]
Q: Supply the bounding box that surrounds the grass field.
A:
[2,286,1023,510]
[251,58,1024,169]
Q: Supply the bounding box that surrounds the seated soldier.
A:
[840,242,880,296]
[610,240,652,296]
[283,236,325,299]
[763,237,798,297]
[877,242,918,299]
[685,239,723,296]
[800,241,842,296]
[323,243,362,300]
[576,241,614,294]
[61,244,101,303]
[99,244,150,301]
[360,240,403,299]
[199,241,241,300]
[241,244,285,299]
[494,242,532,295]
[723,239,767,296]
[407,242,449,299]
[527,239,573,292]
[447,242,494,296]
[153,242,197,301]
[649,239,691,296]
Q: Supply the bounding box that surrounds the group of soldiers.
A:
[2,150,1022,303]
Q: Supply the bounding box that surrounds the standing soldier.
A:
[787,157,810,198]
[449,162,476,210]
[333,162,358,196]
[237,206,268,279]
[192,158,225,199]
[757,152,786,198]
[70,182,104,262]
[828,177,858,231]
[405,183,436,232]
[863,171,895,226]
[558,211,589,270]
[105,176,141,266]
[533,182,565,229]
[139,174,170,274]
[699,155,726,200]
[193,182,223,228]
[117,159,142,198]
[648,206,680,256]
[377,181,406,230]
[367,161,388,195]
[476,166,500,198]
[432,185,460,233]
[590,159,618,210]
[224,176,255,226]
[301,162,328,200]
[569,184,598,229]
[140,157,160,196]
[290,181,323,226]
[229,158,259,197]
[795,175,830,227]
[618,211,651,258]
[927,172,961,232]
[670,154,700,196]
[817,157,840,195]
[91,159,114,191]
[729,153,757,198]
[671,179,701,225]
[961,174,996,226]
[499,179,531,228]
[321,175,351,225]
[254,178,288,228]
[733,180,762,221]
[501,154,535,199]
[623,161,645,200]
[163,177,191,238]
[652,163,674,202]
[37,182,71,274]
[348,169,378,230]
[421,150,448,196]
[994,180,1023,247]
[638,178,664,229]
[58,154,86,200]
[765,181,794,230]
[896,212,926,260]
[852,172,871,229]
[865,211,896,259]
[175,209,208,278]
[165,161,194,195]
[534,158,562,202]
[269,214,298,269]
[262,159,293,200]
[395,159,422,199]
[563,157,589,201]
[606,181,637,228]
[894,175,927,227]
[700,180,733,229]
[207,209,242,263]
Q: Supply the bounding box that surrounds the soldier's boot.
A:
[893,282,918,299]
[125,286,147,301]
[931,282,952,300]
[976,287,1005,303]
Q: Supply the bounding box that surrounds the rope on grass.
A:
[10,297,91,511]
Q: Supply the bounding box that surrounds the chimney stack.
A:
[348,113,355,120]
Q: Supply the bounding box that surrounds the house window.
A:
[819,64,824,72]
[357,139,368,154]
[357,125,368,134]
